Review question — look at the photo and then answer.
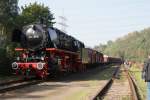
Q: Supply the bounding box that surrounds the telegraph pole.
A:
[58,10,68,33]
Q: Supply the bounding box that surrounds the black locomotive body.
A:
[12,23,85,52]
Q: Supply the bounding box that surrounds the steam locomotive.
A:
[12,24,85,52]
[11,23,122,79]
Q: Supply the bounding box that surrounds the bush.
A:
[0,48,12,76]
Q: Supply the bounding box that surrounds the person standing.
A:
[142,55,150,100]
[124,60,130,70]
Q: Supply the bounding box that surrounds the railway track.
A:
[92,66,140,100]
[92,66,120,100]
[125,69,141,100]
[0,65,110,94]
[0,64,119,100]
[0,78,43,93]
[0,77,35,87]
[0,65,120,99]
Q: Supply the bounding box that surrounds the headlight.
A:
[12,62,18,70]
[37,62,45,70]
[41,57,44,61]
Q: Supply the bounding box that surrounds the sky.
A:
[18,0,150,47]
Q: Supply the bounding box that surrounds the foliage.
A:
[0,48,12,75]
[94,43,107,52]
[17,2,55,28]
[94,28,150,62]
[0,0,18,44]
[130,65,146,100]
[0,0,18,27]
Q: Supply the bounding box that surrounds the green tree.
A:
[94,43,107,52]
[0,0,18,46]
[107,40,113,46]
[18,2,55,28]
[0,0,18,75]
[0,0,18,26]
[98,27,150,62]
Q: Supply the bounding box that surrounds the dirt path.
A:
[0,65,117,100]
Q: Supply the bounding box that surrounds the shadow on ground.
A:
[0,64,120,100]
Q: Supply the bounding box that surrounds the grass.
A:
[129,64,146,100]
[122,96,130,100]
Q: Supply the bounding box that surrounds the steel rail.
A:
[0,78,35,87]
[92,66,120,100]
[125,69,141,100]
[0,79,43,93]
